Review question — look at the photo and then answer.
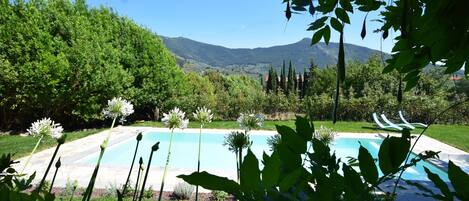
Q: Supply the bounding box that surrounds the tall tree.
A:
[280,60,286,93]
[298,74,303,98]
[272,67,278,93]
[287,61,294,94]
[293,68,297,93]
[266,65,273,93]
[302,68,309,97]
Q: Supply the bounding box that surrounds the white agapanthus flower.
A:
[27,118,64,139]
[162,107,189,129]
[102,97,134,122]
[237,112,264,132]
[193,106,213,125]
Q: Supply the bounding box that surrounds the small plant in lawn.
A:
[314,125,336,146]
[172,182,194,200]
[61,179,79,200]
[210,190,228,201]
[192,106,213,201]
[158,107,189,201]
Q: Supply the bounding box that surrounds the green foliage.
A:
[0,0,184,130]
[210,190,228,201]
[178,116,469,200]
[286,0,469,88]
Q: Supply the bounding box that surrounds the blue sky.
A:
[87,0,394,53]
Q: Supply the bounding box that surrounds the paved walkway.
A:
[13,126,469,197]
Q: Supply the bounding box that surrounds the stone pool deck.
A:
[13,126,469,199]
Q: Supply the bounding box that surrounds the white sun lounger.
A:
[372,113,403,131]
[380,113,415,130]
[398,111,428,128]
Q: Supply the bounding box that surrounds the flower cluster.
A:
[27,118,64,139]
[162,107,189,129]
[193,106,213,125]
[102,97,134,122]
[237,112,264,132]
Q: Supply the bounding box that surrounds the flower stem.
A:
[195,124,203,201]
[139,142,159,201]
[132,165,143,201]
[123,138,140,195]
[21,135,43,174]
[36,142,62,192]
[158,129,175,201]
[82,117,116,201]
[49,157,61,193]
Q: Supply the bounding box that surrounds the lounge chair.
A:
[380,113,415,129]
[372,113,403,131]
[398,111,428,128]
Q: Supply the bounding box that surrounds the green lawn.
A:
[0,129,103,159]
[133,120,469,152]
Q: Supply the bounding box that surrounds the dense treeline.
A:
[263,56,469,124]
[1,0,467,131]
[0,0,187,130]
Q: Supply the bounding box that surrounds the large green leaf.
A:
[240,149,261,191]
[424,167,452,200]
[178,171,240,195]
[276,125,306,153]
[323,25,331,44]
[294,115,313,141]
[343,164,366,200]
[262,151,281,188]
[334,7,350,24]
[378,134,410,175]
[279,168,302,192]
[448,161,469,200]
[358,146,378,185]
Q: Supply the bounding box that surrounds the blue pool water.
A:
[80,131,449,181]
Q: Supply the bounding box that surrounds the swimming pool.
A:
[79,131,449,181]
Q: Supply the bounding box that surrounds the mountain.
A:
[161,36,387,75]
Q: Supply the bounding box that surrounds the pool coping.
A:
[12,126,469,192]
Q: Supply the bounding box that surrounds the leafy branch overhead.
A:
[284,0,468,90]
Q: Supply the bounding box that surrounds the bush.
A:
[172,182,194,200]
[210,190,228,201]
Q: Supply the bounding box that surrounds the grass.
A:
[132,120,469,152]
[0,129,104,159]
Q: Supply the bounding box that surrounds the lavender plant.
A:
[158,107,189,201]
[192,106,213,201]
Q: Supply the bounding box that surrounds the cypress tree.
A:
[280,60,286,93]
[303,69,309,97]
[298,74,303,98]
[272,68,278,93]
[266,66,273,93]
[287,61,294,95]
[293,68,297,93]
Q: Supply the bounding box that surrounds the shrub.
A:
[172,182,194,200]
[314,125,336,145]
[210,190,228,201]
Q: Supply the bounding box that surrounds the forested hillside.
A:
[161,36,384,74]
